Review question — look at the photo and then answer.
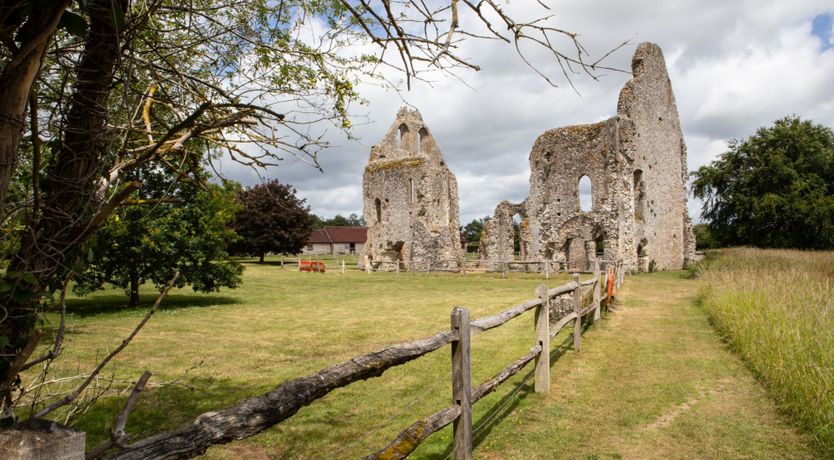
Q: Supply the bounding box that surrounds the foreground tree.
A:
[232,180,314,263]
[0,0,622,451]
[75,169,243,306]
[692,117,834,249]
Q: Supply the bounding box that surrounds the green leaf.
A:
[58,11,88,37]
[22,272,38,286]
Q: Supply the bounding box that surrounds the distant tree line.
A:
[312,213,365,228]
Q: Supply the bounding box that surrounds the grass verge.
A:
[694,248,834,455]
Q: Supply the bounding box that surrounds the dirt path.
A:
[472,271,820,459]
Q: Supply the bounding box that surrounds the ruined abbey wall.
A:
[482,42,695,272]
[617,43,695,270]
[361,108,463,270]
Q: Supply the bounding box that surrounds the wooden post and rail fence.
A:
[361,258,604,277]
[108,260,624,459]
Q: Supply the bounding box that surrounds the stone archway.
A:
[551,214,609,271]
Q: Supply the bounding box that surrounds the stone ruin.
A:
[480,42,696,272]
[361,42,694,273]
[361,108,464,270]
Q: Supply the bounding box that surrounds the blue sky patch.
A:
[812,13,833,51]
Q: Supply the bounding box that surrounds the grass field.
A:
[26,257,568,458]
[694,248,834,455]
[22,255,826,458]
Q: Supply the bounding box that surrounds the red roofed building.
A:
[303,226,368,255]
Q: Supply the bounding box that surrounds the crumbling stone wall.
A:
[361,108,463,271]
[481,42,694,272]
[617,43,695,270]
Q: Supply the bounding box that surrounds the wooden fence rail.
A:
[360,258,618,278]
[365,259,620,459]
[108,260,624,460]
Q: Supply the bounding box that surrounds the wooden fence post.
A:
[535,284,550,393]
[544,261,550,279]
[572,273,582,352]
[593,260,601,326]
[451,307,472,460]
[341,258,345,274]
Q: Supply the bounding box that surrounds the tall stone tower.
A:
[361,108,463,271]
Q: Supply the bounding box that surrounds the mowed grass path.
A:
[475,271,821,459]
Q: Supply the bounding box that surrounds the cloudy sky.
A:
[218,1,834,225]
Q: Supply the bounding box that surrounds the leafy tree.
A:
[74,169,243,307]
[233,180,315,262]
[692,223,718,250]
[692,117,834,249]
[461,216,489,252]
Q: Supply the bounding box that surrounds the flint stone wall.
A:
[361,108,463,271]
[482,42,695,272]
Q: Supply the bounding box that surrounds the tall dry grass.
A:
[695,248,834,454]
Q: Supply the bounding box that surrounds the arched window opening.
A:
[512,214,525,260]
[375,198,382,223]
[398,124,409,150]
[409,178,416,203]
[578,175,593,212]
[418,128,429,152]
[633,169,645,221]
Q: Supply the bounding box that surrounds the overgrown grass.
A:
[694,248,834,455]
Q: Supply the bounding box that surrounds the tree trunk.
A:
[0,2,70,217]
[129,275,140,307]
[0,0,131,414]
[259,253,265,263]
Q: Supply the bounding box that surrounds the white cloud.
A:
[227,1,834,225]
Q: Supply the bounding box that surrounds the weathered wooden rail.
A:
[365,261,620,459]
[106,260,624,460]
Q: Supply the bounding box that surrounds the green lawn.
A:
[29,258,567,458]
[24,259,823,458]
